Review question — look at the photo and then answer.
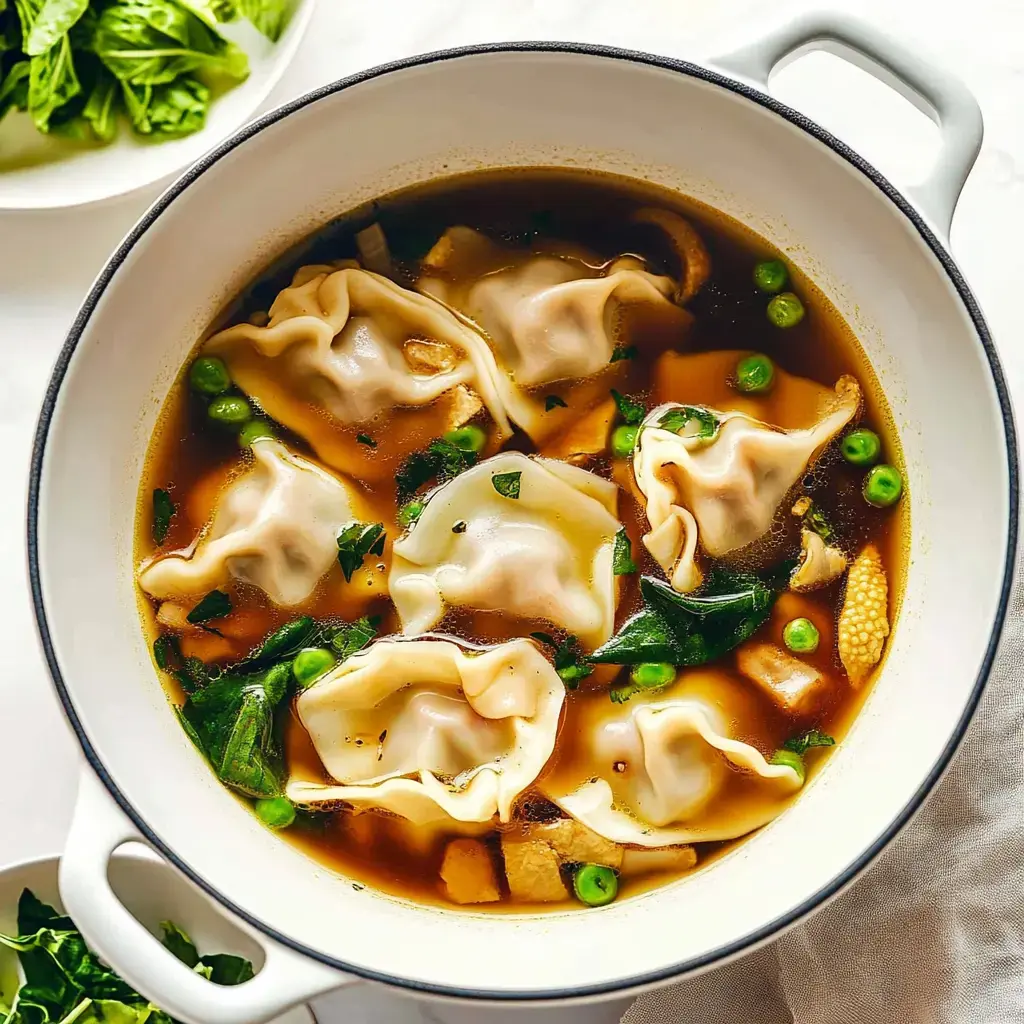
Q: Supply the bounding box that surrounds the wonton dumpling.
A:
[138,439,365,607]
[389,452,621,648]
[286,638,564,826]
[204,266,511,477]
[417,227,692,438]
[633,376,860,588]
[540,677,803,847]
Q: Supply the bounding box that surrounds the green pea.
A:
[611,425,639,459]
[573,863,619,907]
[766,291,805,328]
[863,464,903,508]
[254,797,296,830]
[398,499,426,528]
[840,428,881,467]
[735,353,774,394]
[189,356,231,396]
[630,662,676,689]
[207,395,253,430]
[770,749,805,783]
[292,647,337,688]
[238,419,276,448]
[783,617,820,654]
[444,425,487,454]
[753,258,788,294]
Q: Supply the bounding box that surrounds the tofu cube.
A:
[736,643,830,717]
[620,846,697,879]
[440,839,501,905]
[501,834,568,902]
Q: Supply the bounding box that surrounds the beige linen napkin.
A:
[625,558,1024,1023]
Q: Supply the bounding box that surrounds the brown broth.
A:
[135,168,908,911]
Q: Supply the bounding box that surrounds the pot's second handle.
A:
[60,769,350,1024]
[710,10,983,240]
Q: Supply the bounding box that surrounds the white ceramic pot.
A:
[28,11,1017,1024]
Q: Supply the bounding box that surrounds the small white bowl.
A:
[0,0,316,211]
[0,851,314,1024]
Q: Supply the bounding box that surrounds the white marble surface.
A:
[0,1,1021,1020]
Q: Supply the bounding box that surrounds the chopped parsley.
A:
[187,590,232,625]
[531,632,593,690]
[657,405,720,440]
[610,344,638,363]
[396,437,477,498]
[356,433,377,448]
[794,497,836,543]
[491,471,522,499]
[336,522,386,582]
[611,389,646,426]
[152,488,175,544]
[545,394,568,411]
[612,528,637,575]
[782,729,835,755]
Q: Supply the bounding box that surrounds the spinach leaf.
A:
[180,661,290,796]
[122,76,209,137]
[783,729,835,755]
[152,634,182,672]
[240,615,315,667]
[530,632,592,689]
[27,30,80,132]
[396,437,476,498]
[152,488,174,544]
[0,60,31,120]
[793,497,835,543]
[235,0,292,41]
[544,395,567,411]
[93,1,249,88]
[199,954,254,986]
[23,0,87,56]
[610,344,637,363]
[174,655,213,694]
[657,405,720,440]
[81,68,118,141]
[336,522,385,582]
[612,528,636,576]
[186,589,232,624]
[610,389,645,426]
[355,433,376,448]
[490,471,521,499]
[591,570,781,666]
[159,921,198,968]
[329,615,379,661]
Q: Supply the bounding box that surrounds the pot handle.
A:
[709,10,983,240]
[59,769,351,1024]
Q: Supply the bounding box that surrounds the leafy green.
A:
[591,569,781,666]
[234,0,292,40]
[80,67,117,141]
[782,729,835,755]
[152,488,174,544]
[612,528,636,576]
[355,433,377,448]
[530,632,592,689]
[23,0,86,55]
[152,634,182,672]
[328,615,379,661]
[0,60,30,120]
[610,344,637,363]
[240,615,315,667]
[795,498,835,543]
[657,405,720,440]
[186,589,232,624]
[179,661,290,796]
[610,389,645,426]
[396,437,477,498]
[491,471,521,499]
[161,922,253,985]
[336,522,385,582]
[544,395,567,411]
[121,76,209,137]
[27,30,79,131]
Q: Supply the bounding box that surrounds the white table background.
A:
[1,1,1022,1020]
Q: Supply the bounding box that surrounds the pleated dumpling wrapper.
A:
[415,220,700,441]
[204,265,511,481]
[389,451,622,649]
[633,375,861,592]
[138,438,368,607]
[540,670,803,847]
[287,637,565,827]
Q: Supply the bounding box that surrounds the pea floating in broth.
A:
[135,169,907,911]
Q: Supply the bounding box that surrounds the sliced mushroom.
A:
[632,207,712,304]
[790,528,848,591]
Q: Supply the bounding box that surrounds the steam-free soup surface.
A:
[137,169,907,910]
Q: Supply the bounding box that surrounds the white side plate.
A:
[0,0,316,211]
